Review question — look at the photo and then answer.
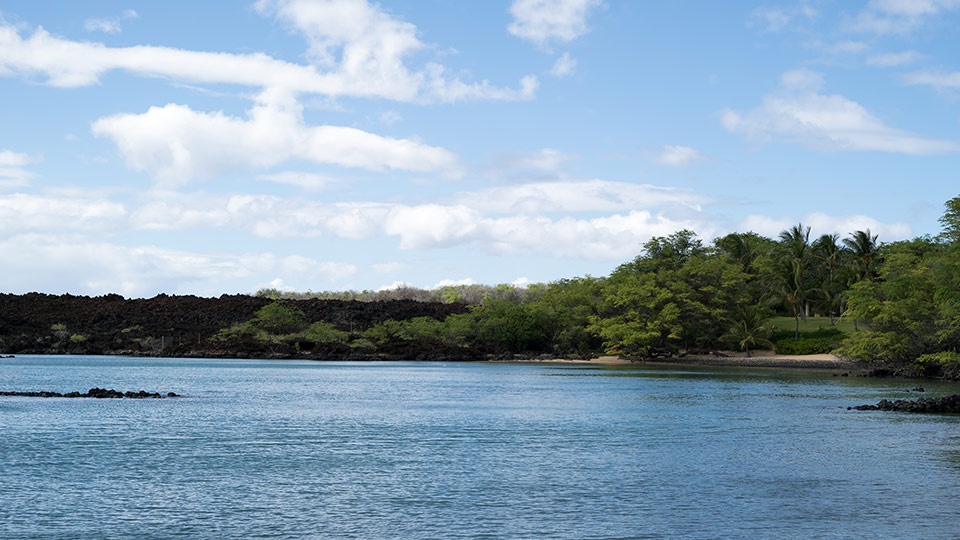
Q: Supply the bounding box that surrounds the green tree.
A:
[812,233,847,324]
[252,302,306,335]
[938,196,960,244]
[526,277,603,355]
[590,232,748,356]
[838,237,945,368]
[843,229,880,283]
[720,304,775,357]
[769,223,816,339]
[474,299,548,353]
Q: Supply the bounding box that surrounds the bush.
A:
[915,352,960,379]
[770,327,846,342]
[774,337,835,355]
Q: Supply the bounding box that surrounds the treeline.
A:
[225,197,960,377]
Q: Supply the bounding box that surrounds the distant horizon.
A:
[2,1,959,297]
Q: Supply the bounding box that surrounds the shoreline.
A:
[502,351,858,370]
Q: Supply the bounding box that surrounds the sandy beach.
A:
[512,351,857,370]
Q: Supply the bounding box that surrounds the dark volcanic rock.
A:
[0,387,172,398]
[0,292,468,358]
[849,394,960,413]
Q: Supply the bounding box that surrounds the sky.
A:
[2,0,959,298]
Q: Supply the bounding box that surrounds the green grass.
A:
[769,316,859,335]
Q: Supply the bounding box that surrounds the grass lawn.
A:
[769,316,859,335]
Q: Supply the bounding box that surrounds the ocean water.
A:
[1,356,960,539]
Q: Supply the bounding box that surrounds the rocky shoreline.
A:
[849,394,960,414]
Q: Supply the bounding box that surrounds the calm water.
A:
[2,356,960,539]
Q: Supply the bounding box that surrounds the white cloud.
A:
[749,5,818,32]
[0,150,40,189]
[721,69,960,154]
[91,89,461,186]
[508,0,604,47]
[0,193,126,232]
[866,50,920,67]
[430,277,477,289]
[738,212,912,241]
[84,9,139,34]
[258,171,340,191]
[501,148,571,171]
[458,180,706,214]
[379,110,402,125]
[904,70,960,90]
[0,149,36,166]
[0,233,356,297]
[656,145,704,166]
[255,0,536,102]
[381,180,709,259]
[0,5,535,103]
[821,40,868,55]
[549,52,576,77]
[850,0,960,34]
[384,204,481,249]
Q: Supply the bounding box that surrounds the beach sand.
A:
[511,351,857,370]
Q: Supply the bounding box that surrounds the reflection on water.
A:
[2,355,960,539]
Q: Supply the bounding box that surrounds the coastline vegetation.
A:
[236,195,960,377]
[1,196,958,379]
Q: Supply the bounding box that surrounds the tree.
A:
[252,302,306,334]
[939,196,960,244]
[720,305,775,357]
[812,233,847,324]
[590,232,748,356]
[843,229,880,283]
[769,224,816,339]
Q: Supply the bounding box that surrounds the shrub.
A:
[774,337,835,355]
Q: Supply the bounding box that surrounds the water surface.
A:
[2,356,959,538]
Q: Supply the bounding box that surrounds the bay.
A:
[2,355,960,539]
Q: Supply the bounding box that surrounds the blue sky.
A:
[1,0,959,297]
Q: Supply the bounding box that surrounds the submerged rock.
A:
[849,394,960,413]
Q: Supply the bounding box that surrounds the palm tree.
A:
[842,229,880,331]
[721,305,775,357]
[843,229,879,282]
[773,223,814,339]
[813,233,846,324]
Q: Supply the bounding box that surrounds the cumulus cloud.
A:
[0,3,535,103]
[84,9,139,34]
[656,145,704,166]
[255,0,536,102]
[849,0,960,34]
[721,69,960,154]
[91,89,461,186]
[508,0,604,47]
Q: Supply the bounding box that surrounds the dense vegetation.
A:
[217,196,954,376]
[3,197,958,378]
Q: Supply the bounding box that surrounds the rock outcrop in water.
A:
[849,394,960,413]
[0,388,178,398]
